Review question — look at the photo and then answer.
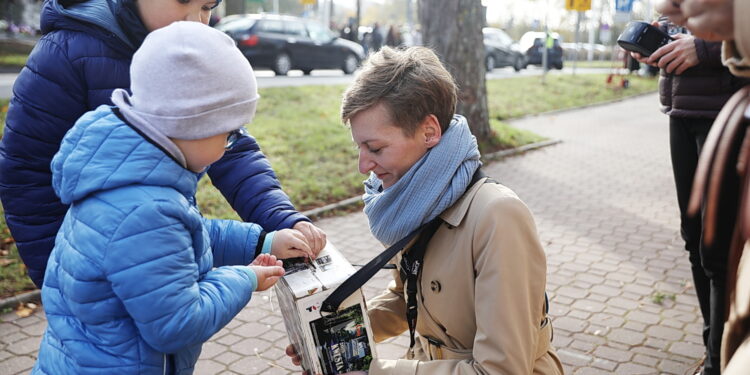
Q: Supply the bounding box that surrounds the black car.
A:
[215,14,365,75]
[519,32,564,70]
[483,27,525,72]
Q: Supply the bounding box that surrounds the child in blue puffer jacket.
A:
[32,22,305,375]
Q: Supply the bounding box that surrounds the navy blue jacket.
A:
[0,0,307,288]
[34,105,264,375]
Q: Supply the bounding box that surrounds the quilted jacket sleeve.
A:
[0,35,90,288]
[203,216,264,267]
[207,133,309,232]
[103,202,257,353]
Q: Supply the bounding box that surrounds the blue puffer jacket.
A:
[0,0,306,288]
[33,105,265,375]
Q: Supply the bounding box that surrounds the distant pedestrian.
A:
[632,17,750,375]
[385,24,402,47]
[0,0,326,291]
[370,22,383,52]
[31,22,308,375]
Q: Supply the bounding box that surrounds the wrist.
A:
[262,231,276,255]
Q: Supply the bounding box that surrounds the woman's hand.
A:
[271,229,314,260]
[293,221,327,256]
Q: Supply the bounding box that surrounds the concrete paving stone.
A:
[622,283,657,296]
[646,325,685,341]
[0,321,21,334]
[216,334,244,346]
[199,341,227,360]
[227,356,272,374]
[0,355,36,375]
[11,315,41,328]
[587,294,609,303]
[632,346,669,360]
[557,348,593,367]
[661,317,685,330]
[0,349,11,362]
[608,328,646,346]
[592,346,633,362]
[644,337,671,352]
[570,339,596,353]
[232,322,271,339]
[574,367,611,375]
[6,336,41,356]
[551,334,573,349]
[626,310,661,325]
[562,262,591,273]
[668,341,705,358]
[607,297,641,311]
[568,309,592,320]
[659,358,697,375]
[214,351,242,365]
[193,359,225,375]
[21,321,45,337]
[554,316,588,333]
[615,362,659,374]
[0,332,26,345]
[633,353,660,367]
[591,357,618,371]
[572,332,607,346]
[571,299,606,313]
[590,285,621,298]
[230,337,273,357]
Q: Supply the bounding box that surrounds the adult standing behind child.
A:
[0,0,326,290]
[32,22,300,375]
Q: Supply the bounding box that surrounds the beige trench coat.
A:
[366,178,563,375]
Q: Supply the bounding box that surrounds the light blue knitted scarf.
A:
[363,115,482,246]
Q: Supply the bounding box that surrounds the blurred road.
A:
[0,66,617,99]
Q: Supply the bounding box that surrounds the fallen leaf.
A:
[15,303,34,318]
[0,259,15,267]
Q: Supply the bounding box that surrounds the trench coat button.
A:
[430,280,441,293]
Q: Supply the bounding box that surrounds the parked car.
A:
[215,14,365,75]
[519,31,564,70]
[483,27,525,72]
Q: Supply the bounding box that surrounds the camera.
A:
[617,21,673,57]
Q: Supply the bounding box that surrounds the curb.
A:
[0,289,40,311]
[509,90,658,121]
[0,138,563,309]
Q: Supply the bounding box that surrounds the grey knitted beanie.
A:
[111,21,259,165]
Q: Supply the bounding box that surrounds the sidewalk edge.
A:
[0,289,40,311]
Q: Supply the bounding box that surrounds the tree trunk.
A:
[418,0,490,142]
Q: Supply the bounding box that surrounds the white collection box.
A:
[274,242,376,374]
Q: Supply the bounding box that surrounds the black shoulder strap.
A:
[320,223,424,313]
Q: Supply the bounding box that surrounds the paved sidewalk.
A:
[0,92,704,374]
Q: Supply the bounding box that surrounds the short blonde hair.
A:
[341,46,457,135]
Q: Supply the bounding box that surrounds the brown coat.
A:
[723,0,750,78]
[366,178,563,375]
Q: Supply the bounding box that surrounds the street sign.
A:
[565,0,591,12]
[614,0,634,22]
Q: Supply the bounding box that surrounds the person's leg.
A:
[689,118,727,375]
[669,117,712,351]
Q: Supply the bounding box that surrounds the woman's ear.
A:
[421,114,442,148]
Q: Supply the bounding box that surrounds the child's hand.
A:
[252,253,282,267]
[271,229,314,260]
[248,264,285,291]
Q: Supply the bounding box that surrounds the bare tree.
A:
[418,0,490,141]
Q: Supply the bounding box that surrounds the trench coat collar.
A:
[439,177,488,227]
